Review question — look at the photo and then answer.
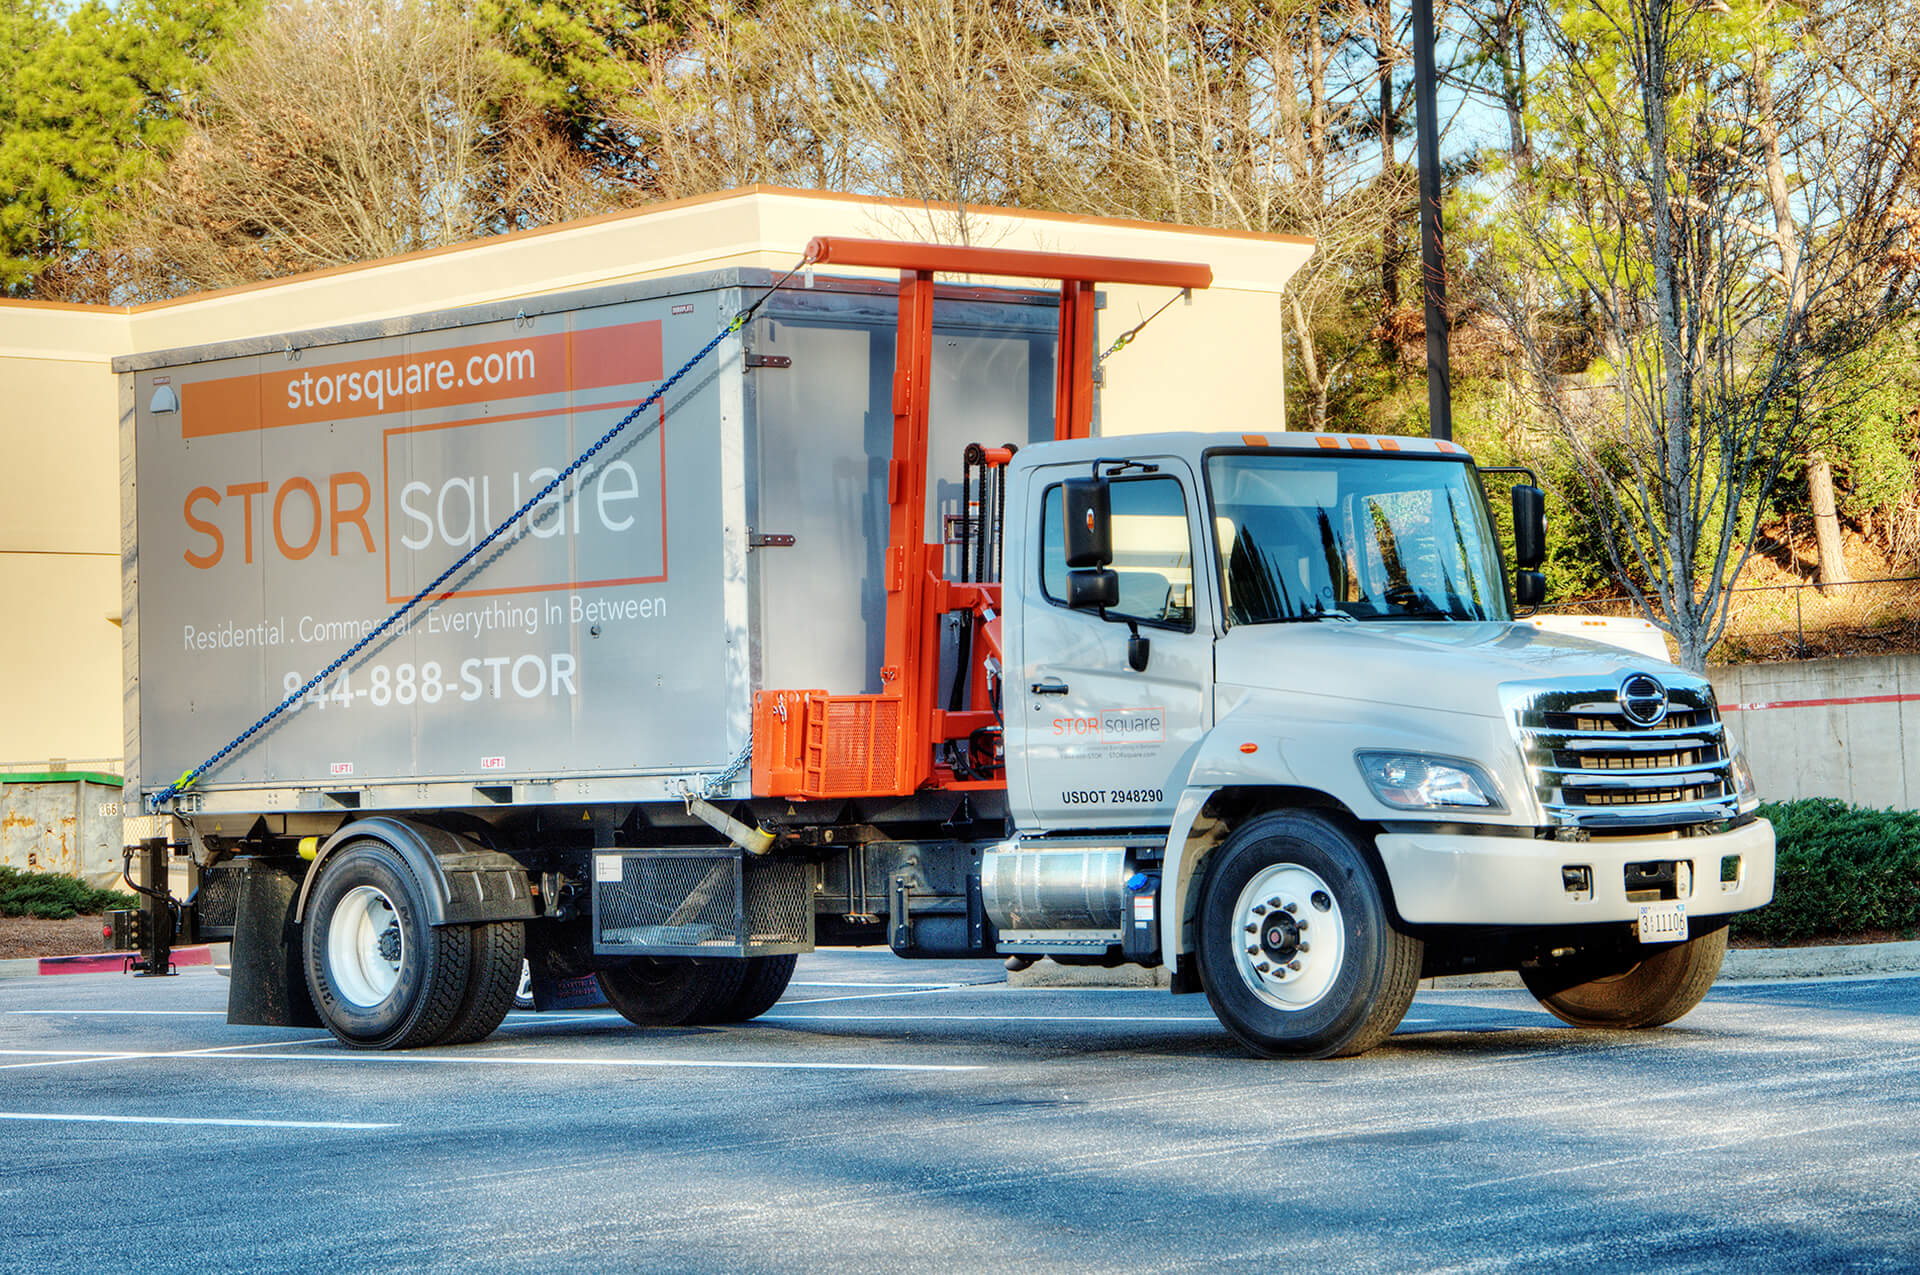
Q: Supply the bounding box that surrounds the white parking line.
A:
[789,981,968,989]
[0,1112,395,1131]
[497,1013,621,1027]
[756,1013,1435,1025]
[761,1014,1222,1024]
[6,1010,227,1017]
[0,1036,334,1072]
[201,1053,983,1073]
[781,984,990,1007]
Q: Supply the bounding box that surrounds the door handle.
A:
[1030,679,1069,696]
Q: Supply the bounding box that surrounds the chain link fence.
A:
[1552,575,1920,662]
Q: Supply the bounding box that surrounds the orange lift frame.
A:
[751,237,1213,801]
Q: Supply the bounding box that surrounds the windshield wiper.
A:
[1271,605,1356,623]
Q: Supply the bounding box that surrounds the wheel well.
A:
[293,816,537,927]
[1172,787,1405,964]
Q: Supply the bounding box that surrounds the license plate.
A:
[1637,900,1688,944]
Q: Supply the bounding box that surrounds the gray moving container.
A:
[119,270,1060,815]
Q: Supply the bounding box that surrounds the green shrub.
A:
[0,866,138,920]
[1730,799,1920,944]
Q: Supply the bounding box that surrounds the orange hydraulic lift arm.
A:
[752,239,1213,801]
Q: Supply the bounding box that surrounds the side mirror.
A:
[1063,475,1112,568]
[1512,484,1546,569]
[1515,570,1546,609]
[1067,568,1119,611]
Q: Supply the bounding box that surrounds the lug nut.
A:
[1297,942,1310,953]
[1288,960,1302,971]
[1284,901,1299,914]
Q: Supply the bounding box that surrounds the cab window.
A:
[1040,476,1195,630]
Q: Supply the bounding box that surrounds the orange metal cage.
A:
[751,239,1212,801]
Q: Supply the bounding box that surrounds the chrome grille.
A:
[1504,676,1738,829]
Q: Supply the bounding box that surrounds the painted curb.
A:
[0,944,227,981]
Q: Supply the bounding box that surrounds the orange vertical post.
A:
[1053,280,1099,440]
[882,270,938,794]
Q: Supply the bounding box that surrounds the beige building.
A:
[0,186,1312,775]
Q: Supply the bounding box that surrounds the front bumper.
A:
[1375,818,1775,927]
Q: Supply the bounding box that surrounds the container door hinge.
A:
[748,531,796,549]
[744,354,792,369]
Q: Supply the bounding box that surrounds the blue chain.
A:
[149,275,796,813]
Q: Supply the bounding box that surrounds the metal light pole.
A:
[1412,0,1453,441]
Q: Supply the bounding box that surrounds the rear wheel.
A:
[303,840,471,1050]
[1521,925,1727,1029]
[597,957,746,1027]
[1195,811,1422,1059]
[436,921,526,1045]
[692,954,799,1024]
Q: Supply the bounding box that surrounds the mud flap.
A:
[526,920,609,1012]
[227,857,324,1028]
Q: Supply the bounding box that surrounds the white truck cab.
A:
[995,431,1773,1057]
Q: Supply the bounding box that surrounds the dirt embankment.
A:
[0,915,116,961]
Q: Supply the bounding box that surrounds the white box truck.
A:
[117,238,1774,1058]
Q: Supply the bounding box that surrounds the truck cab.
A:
[991,431,1773,1056]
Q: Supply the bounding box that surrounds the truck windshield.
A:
[1205,452,1510,625]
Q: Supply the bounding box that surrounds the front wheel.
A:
[1195,812,1422,1059]
[1521,925,1727,1029]
[303,840,472,1050]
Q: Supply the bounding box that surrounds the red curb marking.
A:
[1722,692,1920,713]
[37,946,213,976]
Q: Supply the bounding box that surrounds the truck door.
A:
[1008,459,1213,830]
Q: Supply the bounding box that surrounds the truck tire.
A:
[1520,924,1727,1029]
[693,954,798,1024]
[1194,811,1422,1059]
[597,957,747,1028]
[435,920,526,1045]
[303,840,473,1050]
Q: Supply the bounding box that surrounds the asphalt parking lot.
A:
[1,951,1916,1274]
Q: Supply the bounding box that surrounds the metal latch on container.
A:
[743,354,791,369]
[748,531,796,548]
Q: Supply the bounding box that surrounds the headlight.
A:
[1355,751,1503,811]
[1730,749,1759,813]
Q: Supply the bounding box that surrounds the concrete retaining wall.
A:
[1711,654,1920,809]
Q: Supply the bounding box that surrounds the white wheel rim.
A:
[328,885,403,1008]
[1231,863,1346,1011]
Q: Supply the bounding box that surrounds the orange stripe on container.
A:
[178,320,662,439]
